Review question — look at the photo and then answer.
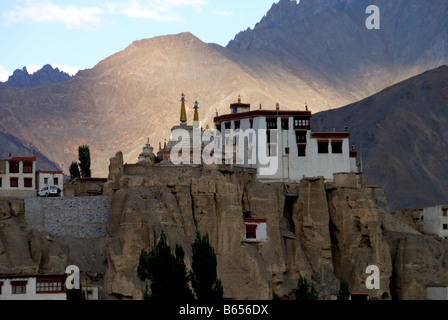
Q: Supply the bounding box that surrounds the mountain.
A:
[228,0,448,107]
[0,0,447,199]
[312,65,448,210]
[0,64,73,89]
[0,130,60,171]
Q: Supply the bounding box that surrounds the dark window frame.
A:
[318,141,329,154]
[24,178,33,188]
[9,161,19,174]
[10,177,19,188]
[23,162,33,173]
[331,141,343,154]
[297,145,306,157]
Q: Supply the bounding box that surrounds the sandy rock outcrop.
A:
[102,155,399,300]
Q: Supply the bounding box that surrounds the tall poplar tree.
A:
[189,232,223,301]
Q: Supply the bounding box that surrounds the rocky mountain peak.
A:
[0,64,74,89]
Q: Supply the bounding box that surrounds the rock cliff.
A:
[0,156,447,300]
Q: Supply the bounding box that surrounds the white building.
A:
[213,98,358,182]
[0,156,37,198]
[243,218,268,243]
[36,170,64,196]
[420,205,448,239]
[0,275,66,300]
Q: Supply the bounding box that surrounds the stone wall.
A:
[24,196,112,238]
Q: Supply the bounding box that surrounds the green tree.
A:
[78,145,91,178]
[295,276,318,300]
[69,161,80,180]
[337,278,350,300]
[190,232,223,302]
[138,231,193,302]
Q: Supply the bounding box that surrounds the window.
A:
[266,118,277,129]
[54,177,59,186]
[12,281,27,294]
[44,177,49,184]
[295,131,307,144]
[294,117,310,129]
[225,122,231,130]
[23,162,33,173]
[9,161,19,173]
[443,208,447,216]
[0,177,2,188]
[297,145,306,157]
[234,121,241,130]
[318,141,329,154]
[281,118,289,130]
[24,178,32,188]
[0,281,3,295]
[215,124,221,132]
[332,141,343,154]
[10,177,19,188]
[245,224,257,239]
[249,119,254,129]
[36,278,65,293]
[443,224,448,230]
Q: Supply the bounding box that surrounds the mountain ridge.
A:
[0,64,74,89]
[312,64,448,210]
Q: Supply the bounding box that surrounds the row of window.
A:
[0,177,33,188]
[0,279,65,295]
[218,117,311,132]
[8,161,33,174]
[318,141,343,154]
[272,141,343,157]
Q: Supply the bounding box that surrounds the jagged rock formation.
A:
[228,0,448,103]
[0,65,73,89]
[99,154,418,300]
[0,157,447,299]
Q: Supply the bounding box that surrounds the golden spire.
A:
[238,94,241,103]
[180,93,187,125]
[193,100,199,123]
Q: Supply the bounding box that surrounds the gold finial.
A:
[180,93,187,125]
[193,100,199,124]
[238,94,241,103]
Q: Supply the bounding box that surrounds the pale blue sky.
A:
[0,0,279,81]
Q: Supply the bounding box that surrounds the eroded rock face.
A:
[101,159,399,300]
[327,186,393,299]
[1,156,447,300]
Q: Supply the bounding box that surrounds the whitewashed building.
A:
[0,156,37,198]
[36,170,64,196]
[243,219,268,243]
[420,205,448,239]
[213,98,358,182]
[0,275,66,300]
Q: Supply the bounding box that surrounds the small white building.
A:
[213,98,358,182]
[243,218,268,243]
[420,205,448,239]
[0,156,37,198]
[36,170,64,196]
[0,275,67,300]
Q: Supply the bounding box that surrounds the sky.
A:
[0,0,279,81]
